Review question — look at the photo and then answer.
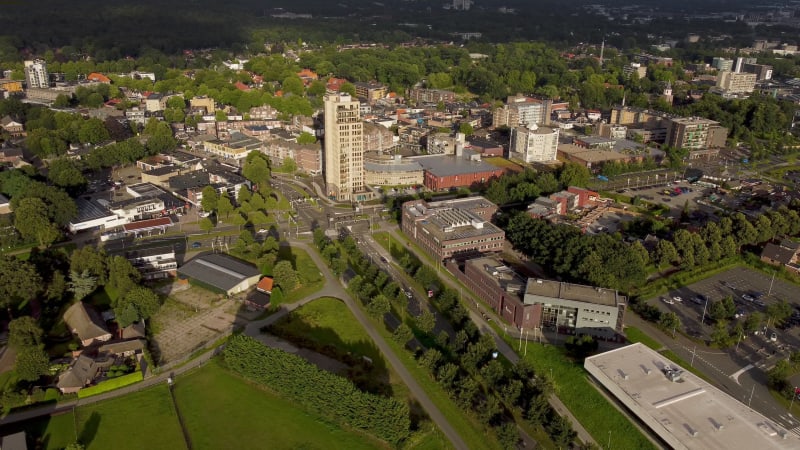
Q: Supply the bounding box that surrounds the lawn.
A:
[271,245,324,305]
[173,360,384,450]
[509,338,657,450]
[269,297,383,363]
[5,411,77,450]
[75,384,186,450]
[624,326,663,350]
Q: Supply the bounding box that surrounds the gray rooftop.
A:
[73,197,115,223]
[177,253,260,292]
[524,279,622,307]
[585,343,800,450]
[411,150,501,177]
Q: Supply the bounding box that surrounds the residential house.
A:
[1,116,25,137]
[63,302,113,347]
[245,277,273,310]
[56,354,112,394]
[760,240,800,272]
[98,338,147,357]
[87,72,111,84]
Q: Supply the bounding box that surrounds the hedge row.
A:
[78,371,144,398]
[223,335,410,444]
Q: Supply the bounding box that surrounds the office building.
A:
[353,81,387,104]
[509,123,560,163]
[24,59,49,88]
[622,62,647,79]
[493,97,552,128]
[716,71,757,94]
[712,57,733,72]
[742,63,773,81]
[324,93,364,201]
[401,197,504,261]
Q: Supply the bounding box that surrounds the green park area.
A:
[265,246,325,306]
[174,360,384,450]
[267,297,451,449]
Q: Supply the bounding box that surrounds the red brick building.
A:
[414,151,506,191]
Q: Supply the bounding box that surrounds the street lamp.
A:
[701,297,709,325]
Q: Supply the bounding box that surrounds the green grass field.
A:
[625,326,663,350]
[270,297,381,361]
[513,341,657,450]
[272,245,325,305]
[173,360,384,450]
[75,384,187,450]
[0,410,76,450]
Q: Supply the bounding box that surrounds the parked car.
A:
[769,332,778,342]
[672,296,683,303]
[742,294,755,302]
[661,297,675,305]
[191,242,202,248]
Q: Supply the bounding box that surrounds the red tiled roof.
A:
[122,217,173,232]
[234,81,250,92]
[256,277,274,293]
[87,72,111,83]
[297,69,318,80]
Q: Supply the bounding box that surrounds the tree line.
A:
[313,229,577,449]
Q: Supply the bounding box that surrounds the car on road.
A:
[672,296,682,303]
[191,242,202,248]
[661,297,674,305]
[742,294,755,302]
[257,229,268,233]
[769,332,778,342]
[405,290,413,299]
[380,256,388,263]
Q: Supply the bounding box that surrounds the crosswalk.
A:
[789,425,800,437]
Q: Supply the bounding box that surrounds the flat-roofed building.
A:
[523,278,626,340]
[177,253,261,296]
[354,81,387,104]
[118,245,177,280]
[204,132,263,161]
[510,123,560,163]
[413,149,506,191]
[408,88,456,105]
[585,343,800,450]
[364,152,424,186]
[324,93,365,201]
[716,71,757,94]
[401,196,504,261]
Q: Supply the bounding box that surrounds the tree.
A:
[47,158,87,191]
[13,197,61,247]
[419,348,443,372]
[711,320,733,348]
[199,217,214,233]
[415,310,436,335]
[743,312,763,334]
[8,316,43,349]
[54,94,71,108]
[273,260,298,292]
[339,82,357,97]
[115,286,161,326]
[559,162,591,188]
[709,297,735,321]
[367,294,391,318]
[68,270,97,301]
[15,345,49,382]
[0,256,43,314]
[654,240,678,267]
[458,122,474,136]
[766,300,793,327]
[281,75,304,96]
[296,132,316,144]
[658,312,681,335]
[237,186,252,204]
[217,193,234,219]
[70,247,107,284]
[392,323,413,344]
[78,118,110,144]
[200,185,218,213]
[242,152,271,190]
[106,255,140,295]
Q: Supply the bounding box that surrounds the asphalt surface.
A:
[644,266,800,434]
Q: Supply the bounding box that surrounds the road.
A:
[364,226,596,447]
[1,240,469,450]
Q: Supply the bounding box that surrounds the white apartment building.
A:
[24,59,49,89]
[510,123,560,163]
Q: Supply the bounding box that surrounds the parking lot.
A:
[649,266,800,347]
[623,182,713,218]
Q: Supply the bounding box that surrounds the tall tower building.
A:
[24,59,49,89]
[324,93,363,202]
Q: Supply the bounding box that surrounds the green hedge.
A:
[224,335,410,445]
[78,371,144,398]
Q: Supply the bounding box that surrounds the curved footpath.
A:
[0,241,470,450]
